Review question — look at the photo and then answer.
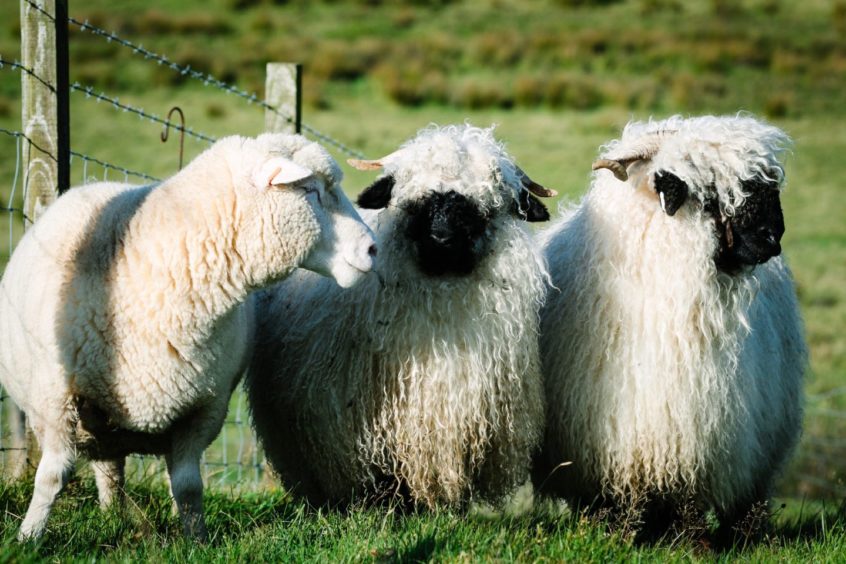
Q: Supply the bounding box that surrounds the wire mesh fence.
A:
[2,0,370,490]
[0,126,267,487]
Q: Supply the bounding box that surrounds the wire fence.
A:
[1,0,844,500]
[0,0,373,489]
[0,126,265,488]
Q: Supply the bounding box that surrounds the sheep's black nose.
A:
[758,226,782,249]
[429,226,453,245]
[752,226,782,262]
[759,227,780,245]
[405,190,489,276]
[368,244,377,257]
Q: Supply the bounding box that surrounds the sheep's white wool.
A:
[249,124,548,508]
[537,115,806,517]
[0,132,371,540]
[0,134,332,434]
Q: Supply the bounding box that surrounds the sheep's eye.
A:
[303,186,322,204]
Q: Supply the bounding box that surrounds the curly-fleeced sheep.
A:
[248,124,554,508]
[0,133,376,540]
[534,115,807,535]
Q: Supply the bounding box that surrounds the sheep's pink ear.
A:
[253,157,314,188]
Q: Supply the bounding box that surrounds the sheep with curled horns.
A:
[248,124,557,509]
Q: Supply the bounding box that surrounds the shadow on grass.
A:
[1,475,298,556]
[394,531,439,562]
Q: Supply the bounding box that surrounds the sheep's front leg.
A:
[18,443,76,541]
[92,458,125,509]
[165,446,207,541]
[165,402,229,541]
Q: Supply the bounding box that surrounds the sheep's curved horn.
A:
[591,159,631,181]
[516,166,558,197]
[591,129,678,182]
[347,158,384,171]
[347,150,403,172]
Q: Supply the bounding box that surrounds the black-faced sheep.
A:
[0,133,376,540]
[534,115,807,536]
[248,124,554,508]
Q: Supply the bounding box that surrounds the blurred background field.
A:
[0,0,844,510]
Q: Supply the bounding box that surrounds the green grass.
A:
[0,0,845,558]
[2,478,846,561]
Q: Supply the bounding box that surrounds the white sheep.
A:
[534,115,807,535]
[0,132,376,541]
[248,124,554,508]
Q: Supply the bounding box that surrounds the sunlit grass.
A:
[2,479,846,561]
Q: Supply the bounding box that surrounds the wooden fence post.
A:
[265,63,301,134]
[21,0,69,223]
[6,0,70,479]
[261,62,301,486]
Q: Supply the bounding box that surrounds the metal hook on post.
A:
[161,106,185,171]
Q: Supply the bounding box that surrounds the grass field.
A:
[1,478,846,561]
[1,0,845,559]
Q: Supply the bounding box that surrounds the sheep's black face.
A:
[713,178,785,274]
[655,171,785,274]
[403,190,490,277]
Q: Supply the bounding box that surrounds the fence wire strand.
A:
[16,3,368,159]
[64,10,366,158]
[0,58,57,94]
[0,126,59,165]
[22,0,55,22]
[70,82,217,145]
[70,151,161,184]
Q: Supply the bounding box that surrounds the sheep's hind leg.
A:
[17,442,77,541]
[92,458,126,509]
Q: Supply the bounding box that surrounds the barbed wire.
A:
[67,16,271,113]
[0,57,57,93]
[300,123,366,160]
[70,82,217,145]
[0,126,58,164]
[70,151,161,183]
[4,54,367,161]
[19,1,368,158]
[22,0,54,22]
[65,12,366,159]
[0,126,157,185]
[1,56,215,146]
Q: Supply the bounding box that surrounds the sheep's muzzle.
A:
[712,180,785,273]
[404,190,489,277]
